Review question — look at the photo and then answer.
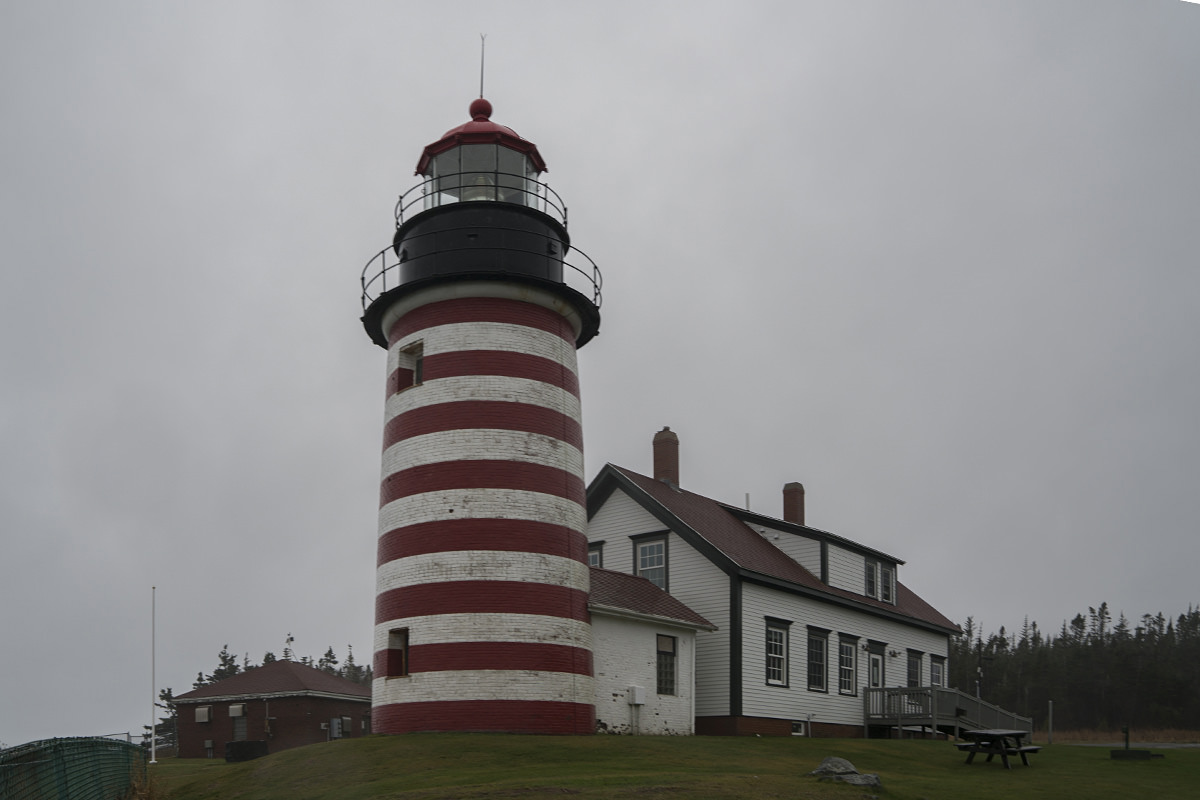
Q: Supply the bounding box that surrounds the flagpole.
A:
[150,585,157,764]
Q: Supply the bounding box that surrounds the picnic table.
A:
[955,729,1041,769]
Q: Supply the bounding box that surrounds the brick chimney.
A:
[783,482,805,525]
[653,427,680,486]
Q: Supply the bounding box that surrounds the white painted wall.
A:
[662,535,731,717]
[587,488,664,572]
[591,613,698,735]
[587,488,731,716]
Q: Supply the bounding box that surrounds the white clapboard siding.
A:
[588,488,668,564]
[826,544,864,594]
[759,525,821,575]
[739,583,950,727]
[664,533,732,718]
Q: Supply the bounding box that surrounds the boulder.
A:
[809,756,859,776]
[809,756,882,788]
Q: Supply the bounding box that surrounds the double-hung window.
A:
[807,628,829,692]
[838,635,858,695]
[930,655,945,687]
[880,565,895,604]
[866,560,896,604]
[633,536,667,590]
[907,650,923,687]
[765,618,790,686]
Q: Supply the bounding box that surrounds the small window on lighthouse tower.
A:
[392,342,424,393]
[386,628,409,677]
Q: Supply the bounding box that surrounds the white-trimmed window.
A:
[387,628,409,677]
[195,705,211,723]
[588,543,603,568]
[838,636,857,695]
[392,341,424,393]
[866,560,896,604]
[930,655,945,687]
[880,565,895,604]
[634,538,667,590]
[766,619,790,686]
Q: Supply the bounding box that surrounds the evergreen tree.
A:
[950,602,1200,731]
[341,645,365,684]
[142,688,177,751]
[318,646,339,674]
[208,644,242,683]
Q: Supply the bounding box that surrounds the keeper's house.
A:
[585,428,961,737]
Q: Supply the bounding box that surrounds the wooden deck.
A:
[863,687,1032,738]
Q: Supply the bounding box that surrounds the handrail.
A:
[360,229,602,312]
[864,686,1033,734]
[394,172,569,229]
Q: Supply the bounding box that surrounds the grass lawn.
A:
[150,734,1199,800]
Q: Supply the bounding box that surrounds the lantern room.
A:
[360,98,600,350]
[415,98,548,210]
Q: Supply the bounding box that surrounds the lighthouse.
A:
[360,98,601,734]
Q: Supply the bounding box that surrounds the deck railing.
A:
[864,687,1033,737]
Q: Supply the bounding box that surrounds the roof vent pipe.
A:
[653,427,680,487]
[783,482,805,525]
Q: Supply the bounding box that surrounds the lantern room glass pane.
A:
[430,150,461,207]
[425,144,539,210]
[497,147,531,206]
[460,144,498,201]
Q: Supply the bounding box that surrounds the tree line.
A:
[189,638,372,688]
[948,603,1200,731]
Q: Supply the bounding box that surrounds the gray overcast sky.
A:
[2,0,1198,746]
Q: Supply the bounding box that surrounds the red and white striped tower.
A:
[359,98,601,734]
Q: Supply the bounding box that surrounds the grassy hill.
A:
[150,733,1199,800]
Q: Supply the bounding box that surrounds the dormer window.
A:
[880,565,895,604]
[865,560,896,604]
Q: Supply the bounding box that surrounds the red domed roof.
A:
[415,98,547,175]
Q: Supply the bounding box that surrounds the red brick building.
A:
[173,660,370,759]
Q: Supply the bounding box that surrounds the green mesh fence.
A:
[0,737,146,800]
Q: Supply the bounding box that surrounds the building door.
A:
[869,653,884,688]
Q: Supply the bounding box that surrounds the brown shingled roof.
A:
[589,567,717,630]
[174,659,370,703]
[595,464,958,635]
